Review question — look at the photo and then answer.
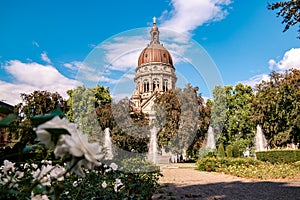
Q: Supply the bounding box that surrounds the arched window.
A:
[163,79,168,92]
[152,78,160,91]
[144,80,149,92]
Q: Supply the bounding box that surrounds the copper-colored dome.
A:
[138,43,173,67]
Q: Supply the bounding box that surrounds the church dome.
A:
[138,43,173,66]
[137,17,174,68]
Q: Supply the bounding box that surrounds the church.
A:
[131,18,177,114]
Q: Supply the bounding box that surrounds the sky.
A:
[1,0,300,105]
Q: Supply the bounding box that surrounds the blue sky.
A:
[1,0,300,105]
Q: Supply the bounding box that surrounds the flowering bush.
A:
[0,111,161,199]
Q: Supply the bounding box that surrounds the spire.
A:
[150,16,159,44]
[153,16,156,24]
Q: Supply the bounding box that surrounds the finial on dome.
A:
[153,16,157,24]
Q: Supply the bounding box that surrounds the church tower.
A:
[131,18,177,114]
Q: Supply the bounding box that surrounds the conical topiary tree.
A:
[226,145,233,157]
[232,143,240,158]
[217,143,225,158]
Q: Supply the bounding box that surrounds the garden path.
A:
[152,163,300,200]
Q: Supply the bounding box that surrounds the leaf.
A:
[31,106,65,126]
[0,113,17,127]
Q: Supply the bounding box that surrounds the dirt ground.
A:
[152,164,300,200]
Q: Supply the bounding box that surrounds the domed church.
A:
[131,18,177,114]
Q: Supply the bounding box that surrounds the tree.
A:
[96,97,149,153]
[16,90,66,118]
[211,84,255,152]
[217,143,225,158]
[268,0,300,38]
[253,69,300,147]
[66,85,112,135]
[154,84,210,155]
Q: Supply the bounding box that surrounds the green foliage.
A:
[196,157,262,172]
[253,69,300,147]
[60,159,161,200]
[256,150,300,164]
[196,157,299,179]
[109,98,149,153]
[268,0,300,39]
[210,86,227,135]
[154,85,210,154]
[16,90,66,118]
[212,84,255,147]
[232,143,240,158]
[226,145,233,158]
[217,143,225,158]
[66,85,112,135]
[198,147,216,158]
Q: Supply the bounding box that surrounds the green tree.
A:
[226,145,233,157]
[210,86,227,136]
[217,143,225,158]
[154,84,210,155]
[16,90,66,118]
[253,69,300,147]
[268,0,300,38]
[211,84,255,149]
[66,85,112,135]
[96,97,149,153]
[232,142,240,158]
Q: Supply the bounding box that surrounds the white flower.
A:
[24,163,30,169]
[105,168,111,173]
[115,178,122,184]
[55,130,104,177]
[31,163,38,169]
[102,181,107,188]
[36,116,78,148]
[114,178,123,192]
[2,160,15,174]
[31,192,49,200]
[31,164,53,186]
[73,181,78,187]
[109,163,118,171]
[15,171,24,179]
[50,165,65,181]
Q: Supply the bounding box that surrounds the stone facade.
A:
[131,18,177,114]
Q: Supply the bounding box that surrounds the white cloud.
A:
[41,52,52,64]
[160,0,232,34]
[32,41,40,47]
[268,48,300,71]
[100,35,148,71]
[89,0,232,85]
[1,60,81,105]
[268,59,276,70]
[238,74,269,88]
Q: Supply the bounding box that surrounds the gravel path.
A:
[152,164,300,200]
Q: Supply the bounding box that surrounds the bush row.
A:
[196,157,263,172]
[196,157,300,179]
[256,149,300,163]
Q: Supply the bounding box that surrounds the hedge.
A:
[256,150,300,163]
[196,157,263,172]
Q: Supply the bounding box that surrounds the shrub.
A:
[60,159,161,200]
[199,147,216,158]
[196,157,262,172]
[217,143,225,158]
[232,143,240,158]
[196,157,299,179]
[226,145,233,157]
[256,150,300,163]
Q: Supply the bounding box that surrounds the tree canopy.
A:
[253,69,300,147]
[268,0,300,38]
